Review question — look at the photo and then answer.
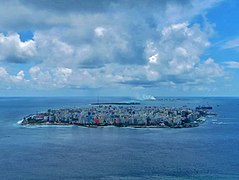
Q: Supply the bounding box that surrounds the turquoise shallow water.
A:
[0,97,239,179]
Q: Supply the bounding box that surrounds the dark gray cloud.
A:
[4,56,28,64]
[78,61,105,69]
[119,80,158,88]
[166,75,193,84]
[20,0,116,13]
[20,0,190,13]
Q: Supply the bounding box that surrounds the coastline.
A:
[19,104,210,129]
[18,122,203,128]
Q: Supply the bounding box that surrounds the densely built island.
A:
[19,104,214,128]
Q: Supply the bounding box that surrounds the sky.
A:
[0,0,239,97]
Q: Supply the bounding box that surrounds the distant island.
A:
[19,104,214,128]
[90,102,140,105]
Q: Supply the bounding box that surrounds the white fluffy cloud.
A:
[0,0,227,94]
[29,66,73,88]
[0,33,36,63]
[145,22,210,76]
[0,67,27,88]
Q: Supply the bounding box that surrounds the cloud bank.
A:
[0,0,225,95]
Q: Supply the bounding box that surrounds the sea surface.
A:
[0,97,239,180]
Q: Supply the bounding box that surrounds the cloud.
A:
[27,4,225,92]
[29,66,74,88]
[0,33,36,63]
[194,58,224,81]
[224,61,239,68]
[0,0,226,94]
[221,38,239,50]
[0,0,220,32]
[144,22,211,77]
[0,67,8,78]
[20,0,117,13]
[0,67,27,88]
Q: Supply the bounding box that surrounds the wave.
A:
[19,124,76,128]
[212,121,234,125]
[135,94,156,101]
[17,119,23,125]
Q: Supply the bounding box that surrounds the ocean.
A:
[0,97,239,180]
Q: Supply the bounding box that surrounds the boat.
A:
[196,106,213,110]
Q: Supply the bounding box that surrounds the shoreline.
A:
[19,119,205,128]
[19,104,211,129]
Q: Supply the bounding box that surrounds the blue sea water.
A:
[0,97,239,180]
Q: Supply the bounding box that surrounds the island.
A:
[19,104,215,128]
